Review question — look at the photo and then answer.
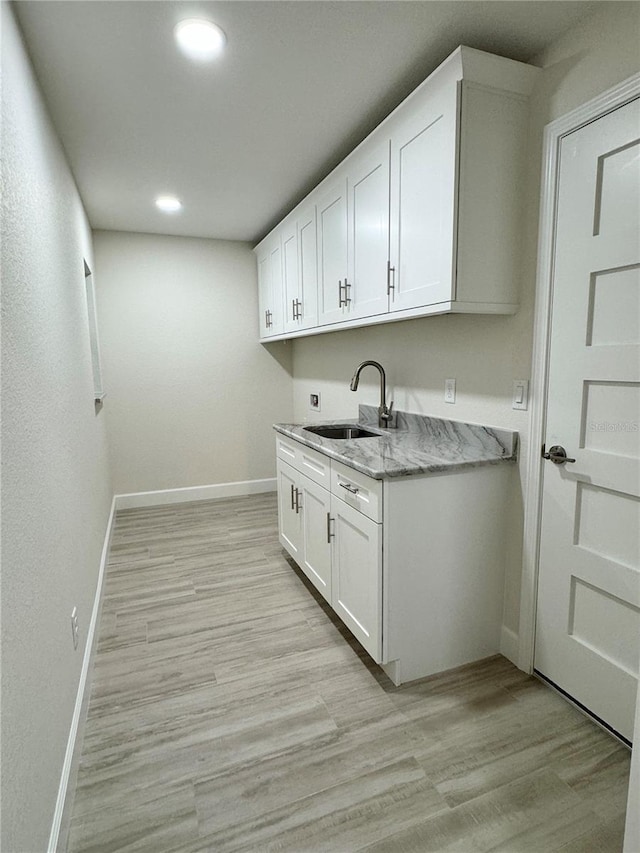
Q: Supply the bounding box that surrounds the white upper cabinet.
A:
[296,201,318,330]
[348,136,390,321]
[388,79,457,312]
[255,46,539,342]
[317,170,349,326]
[257,234,284,337]
[282,201,319,334]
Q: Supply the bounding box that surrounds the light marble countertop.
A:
[274,405,518,480]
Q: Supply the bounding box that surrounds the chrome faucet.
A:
[349,360,395,428]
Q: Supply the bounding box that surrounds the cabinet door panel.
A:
[298,202,318,330]
[268,241,284,335]
[317,175,349,326]
[282,221,299,333]
[348,139,390,320]
[389,85,457,311]
[257,251,272,337]
[301,477,332,602]
[331,496,382,662]
[277,461,302,558]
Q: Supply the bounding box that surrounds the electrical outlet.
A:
[309,392,321,413]
[71,607,79,650]
[444,378,456,404]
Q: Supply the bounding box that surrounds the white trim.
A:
[47,495,117,853]
[518,72,640,674]
[115,478,277,510]
[500,625,519,666]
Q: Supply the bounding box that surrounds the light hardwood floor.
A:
[67,493,631,853]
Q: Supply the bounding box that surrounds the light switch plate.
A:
[512,379,529,410]
[444,379,456,404]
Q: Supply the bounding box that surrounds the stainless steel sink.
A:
[303,424,379,440]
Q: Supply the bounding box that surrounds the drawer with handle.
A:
[276,435,331,489]
[330,459,382,522]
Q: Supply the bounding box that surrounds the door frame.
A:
[518,71,640,673]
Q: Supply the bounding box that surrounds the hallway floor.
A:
[67,493,631,852]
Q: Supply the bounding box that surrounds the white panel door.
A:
[257,250,272,338]
[300,476,332,603]
[282,219,299,334]
[277,461,302,559]
[535,98,640,742]
[331,495,382,662]
[268,239,284,336]
[388,83,457,311]
[317,173,349,326]
[297,200,318,330]
[348,138,390,320]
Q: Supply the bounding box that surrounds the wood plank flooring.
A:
[67,493,631,853]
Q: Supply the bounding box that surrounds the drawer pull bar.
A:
[339,482,360,495]
[290,483,295,510]
[295,488,302,514]
[327,513,335,543]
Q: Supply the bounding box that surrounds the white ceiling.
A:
[14,0,602,244]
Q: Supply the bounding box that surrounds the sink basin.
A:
[303,424,379,440]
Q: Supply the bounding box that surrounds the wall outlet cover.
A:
[309,392,321,412]
[444,379,456,404]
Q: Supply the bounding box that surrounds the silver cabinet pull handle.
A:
[338,279,344,307]
[542,445,576,465]
[295,487,302,513]
[387,261,396,295]
[343,280,352,304]
[290,483,295,510]
[292,299,296,321]
[339,482,359,495]
[326,513,334,543]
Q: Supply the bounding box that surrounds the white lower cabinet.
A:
[277,460,302,559]
[277,458,382,653]
[276,435,509,685]
[330,495,382,661]
[300,475,332,603]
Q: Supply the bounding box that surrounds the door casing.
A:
[519,71,640,673]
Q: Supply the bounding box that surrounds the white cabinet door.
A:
[297,201,318,330]
[267,238,284,335]
[277,460,302,559]
[282,218,299,334]
[257,250,272,338]
[388,83,458,312]
[300,476,332,603]
[317,173,349,326]
[258,235,284,338]
[331,495,382,662]
[348,137,390,320]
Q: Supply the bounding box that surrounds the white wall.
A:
[291,1,640,647]
[93,230,293,495]
[0,6,113,852]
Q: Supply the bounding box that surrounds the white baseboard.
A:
[500,625,519,667]
[114,477,277,510]
[48,495,117,853]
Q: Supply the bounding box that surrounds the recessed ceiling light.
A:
[174,19,226,62]
[155,195,182,213]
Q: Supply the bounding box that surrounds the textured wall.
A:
[93,230,293,494]
[291,2,640,643]
[0,7,113,851]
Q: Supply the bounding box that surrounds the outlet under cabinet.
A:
[275,432,510,685]
[256,46,540,342]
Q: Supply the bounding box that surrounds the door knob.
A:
[542,445,576,465]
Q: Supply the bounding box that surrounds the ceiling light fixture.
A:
[155,195,182,213]
[174,19,226,62]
